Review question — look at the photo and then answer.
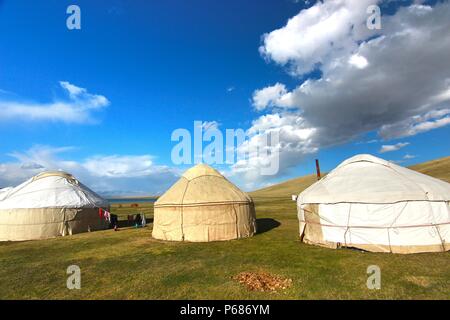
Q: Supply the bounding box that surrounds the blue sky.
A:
[0,0,449,195]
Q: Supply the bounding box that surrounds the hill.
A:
[250,155,450,198]
[409,156,450,183]
[250,174,318,199]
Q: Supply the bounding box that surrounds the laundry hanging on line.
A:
[98,208,111,222]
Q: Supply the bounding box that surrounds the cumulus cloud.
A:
[252,83,293,111]
[379,109,450,139]
[229,113,317,183]
[348,54,369,69]
[259,0,379,75]
[238,1,450,185]
[0,145,179,196]
[379,142,409,153]
[0,81,109,123]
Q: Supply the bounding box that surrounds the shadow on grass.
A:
[112,217,280,234]
[256,218,281,234]
[116,217,154,228]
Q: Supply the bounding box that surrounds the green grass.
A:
[0,157,449,299]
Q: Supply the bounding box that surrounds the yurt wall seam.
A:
[387,227,393,253]
[0,216,104,227]
[422,191,446,252]
[298,206,450,229]
[427,201,446,252]
[62,209,66,236]
[297,219,450,229]
[227,183,251,238]
[179,178,190,241]
[339,159,391,170]
[299,200,449,205]
[397,170,448,252]
[435,225,446,252]
[154,201,251,208]
[387,202,409,253]
[233,205,239,238]
[305,205,335,226]
[183,174,223,182]
[389,202,408,227]
[344,203,352,247]
[0,220,86,227]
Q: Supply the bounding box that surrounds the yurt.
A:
[0,187,13,201]
[0,171,109,241]
[153,163,256,242]
[297,154,450,254]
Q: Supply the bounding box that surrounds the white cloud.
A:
[59,81,86,98]
[252,83,293,111]
[379,142,410,153]
[348,54,369,69]
[229,113,317,182]
[355,139,378,145]
[260,0,379,75]
[379,109,450,139]
[239,1,450,186]
[403,154,416,159]
[84,155,157,178]
[0,81,109,123]
[0,145,179,196]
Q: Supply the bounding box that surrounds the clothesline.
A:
[98,207,147,227]
[98,207,111,223]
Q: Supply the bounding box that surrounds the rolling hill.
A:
[250,155,450,198]
[409,156,450,183]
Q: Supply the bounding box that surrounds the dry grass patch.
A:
[233,271,292,292]
[404,275,433,288]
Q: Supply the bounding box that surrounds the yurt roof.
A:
[298,154,450,204]
[0,171,109,209]
[155,163,252,207]
[0,187,13,201]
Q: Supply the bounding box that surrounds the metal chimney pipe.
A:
[315,159,321,180]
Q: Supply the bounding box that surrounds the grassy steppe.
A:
[0,157,449,299]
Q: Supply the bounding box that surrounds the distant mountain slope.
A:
[250,174,318,198]
[409,156,450,183]
[250,156,450,198]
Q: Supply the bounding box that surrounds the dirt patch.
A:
[233,271,292,292]
[404,276,433,288]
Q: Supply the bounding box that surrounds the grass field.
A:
[0,157,449,299]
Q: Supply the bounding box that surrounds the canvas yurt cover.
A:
[153,164,256,242]
[0,187,13,201]
[297,154,450,254]
[0,171,109,241]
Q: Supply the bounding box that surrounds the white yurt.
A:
[297,154,450,254]
[0,171,109,241]
[153,163,256,242]
[0,187,13,201]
